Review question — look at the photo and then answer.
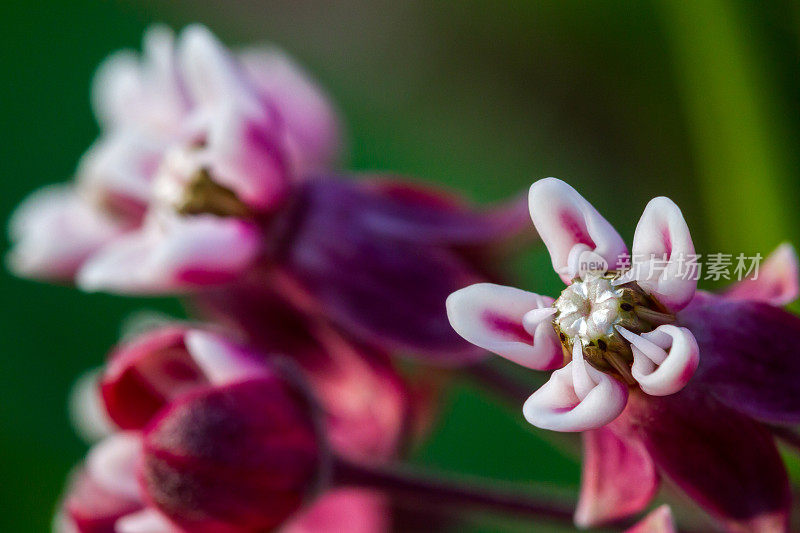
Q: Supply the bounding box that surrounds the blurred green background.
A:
[2,1,800,531]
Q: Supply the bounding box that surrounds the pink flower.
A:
[8,24,342,290]
[448,178,800,529]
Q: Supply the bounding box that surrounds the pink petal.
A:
[200,102,290,210]
[629,197,696,311]
[522,349,628,432]
[529,178,627,283]
[85,432,143,501]
[77,214,260,294]
[241,48,344,173]
[281,489,389,533]
[178,24,259,109]
[446,283,563,370]
[724,243,799,306]
[116,508,181,533]
[624,505,675,533]
[184,330,269,385]
[7,185,124,280]
[617,325,699,397]
[576,427,658,527]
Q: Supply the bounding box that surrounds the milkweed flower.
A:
[8,24,342,285]
[448,178,800,530]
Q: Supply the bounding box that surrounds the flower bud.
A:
[141,375,323,532]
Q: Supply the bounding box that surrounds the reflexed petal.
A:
[622,389,790,531]
[69,369,116,442]
[61,466,142,533]
[282,489,389,533]
[85,432,143,501]
[116,508,181,533]
[77,214,260,294]
[446,283,562,370]
[575,427,658,527]
[629,197,696,311]
[529,178,627,283]
[241,48,344,172]
[178,24,258,109]
[617,325,699,397]
[724,243,799,306]
[522,356,628,432]
[624,505,675,533]
[7,185,124,280]
[679,293,800,423]
[358,178,531,247]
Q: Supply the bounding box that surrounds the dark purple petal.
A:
[618,388,790,531]
[358,177,531,246]
[679,292,800,423]
[268,178,521,362]
[142,376,322,532]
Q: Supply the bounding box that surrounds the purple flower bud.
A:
[141,376,323,532]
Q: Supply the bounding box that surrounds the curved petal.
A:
[622,389,790,531]
[629,197,696,311]
[7,185,124,280]
[679,293,800,423]
[522,348,628,432]
[446,283,563,370]
[625,505,675,533]
[178,24,259,110]
[724,243,799,306]
[281,489,389,533]
[617,325,699,397]
[357,178,532,248]
[576,427,658,527]
[240,47,344,172]
[529,178,627,283]
[77,214,260,294]
[85,432,143,501]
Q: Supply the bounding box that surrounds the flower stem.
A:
[331,456,575,523]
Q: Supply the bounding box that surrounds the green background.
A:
[2,1,800,531]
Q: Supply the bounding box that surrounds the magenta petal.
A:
[679,293,800,423]
[271,178,512,363]
[621,389,790,531]
[62,468,143,533]
[575,427,658,527]
[723,243,799,306]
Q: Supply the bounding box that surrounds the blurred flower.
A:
[8,24,341,286]
[448,178,800,529]
[625,505,675,533]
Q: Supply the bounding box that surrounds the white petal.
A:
[446,283,563,370]
[724,243,799,306]
[7,185,123,279]
[630,197,696,311]
[77,214,260,294]
[184,330,267,385]
[529,178,627,283]
[85,432,142,500]
[522,361,628,432]
[618,325,699,397]
[178,24,258,110]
